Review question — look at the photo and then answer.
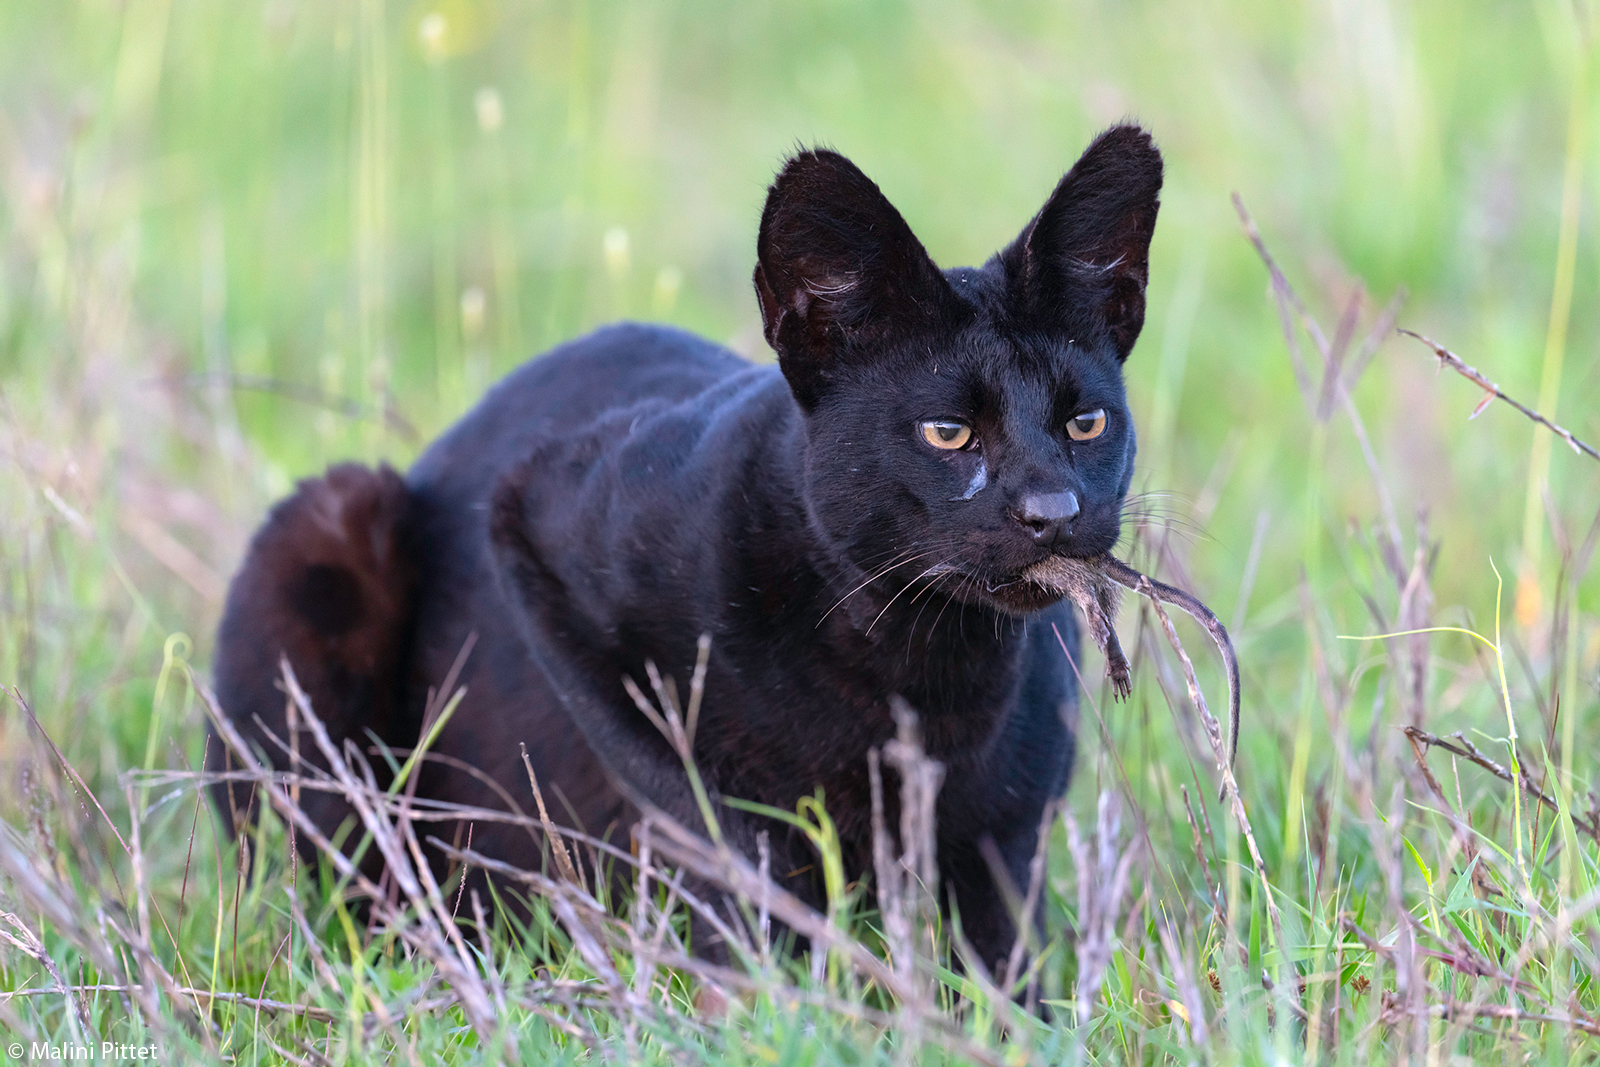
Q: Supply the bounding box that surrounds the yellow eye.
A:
[1067,409,1107,441]
[920,420,973,450]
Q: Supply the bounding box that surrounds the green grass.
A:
[2,0,1600,1062]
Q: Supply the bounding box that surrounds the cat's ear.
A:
[1003,125,1163,361]
[754,149,957,409]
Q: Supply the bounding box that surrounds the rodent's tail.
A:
[1097,555,1242,778]
[207,464,420,857]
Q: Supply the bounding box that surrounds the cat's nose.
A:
[1014,491,1081,544]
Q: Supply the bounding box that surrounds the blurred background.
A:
[1,0,1596,820]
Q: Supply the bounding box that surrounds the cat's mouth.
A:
[989,570,1071,614]
[923,558,1075,615]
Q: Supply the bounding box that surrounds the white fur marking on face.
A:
[955,457,988,501]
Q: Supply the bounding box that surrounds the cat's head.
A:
[754,126,1161,615]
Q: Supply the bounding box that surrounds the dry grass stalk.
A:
[868,751,912,979]
[0,689,207,1048]
[0,984,348,1022]
[430,821,1013,1066]
[149,370,421,443]
[1065,791,1138,1025]
[1234,198,1432,671]
[1405,725,1600,847]
[880,697,943,993]
[876,698,1042,1057]
[181,671,1051,1059]
[1135,576,1290,1006]
[279,662,498,1020]
[624,807,1010,1061]
[1233,199,1467,1050]
[628,808,911,997]
[518,742,585,892]
[867,738,928,1067]
[199,666,507,1052]
[1000,796,1057,1007]
[1154,909,1209,1046]
[0,821,182,1046]
[7,685,133,860]
[1402,731,1501,910]
[1178,785,1221,926]
[1233,196,1408,551]
[1397,329,1600,464]
[1233,199,1438,737]
[1379,991,1600,1038]
[0,910,88,1043]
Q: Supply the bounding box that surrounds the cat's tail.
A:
[207,463,420,862]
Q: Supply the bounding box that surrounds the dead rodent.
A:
[1025,553,1241,771]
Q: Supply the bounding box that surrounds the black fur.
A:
[209,125,1164,973]
[210,462,420,877]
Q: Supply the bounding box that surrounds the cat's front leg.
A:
[939,824,1043,990]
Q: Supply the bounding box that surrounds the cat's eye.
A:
[920,420,973,451]
[1067,409,1107,441]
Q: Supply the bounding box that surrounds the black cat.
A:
[210,125,1163,973]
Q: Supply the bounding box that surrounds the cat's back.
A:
[409,321,750,505]
[402,320,765,633]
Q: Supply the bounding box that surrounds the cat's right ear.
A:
[754,150,957,409]
[1002,125,1163,361]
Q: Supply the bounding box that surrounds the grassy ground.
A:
[2,0,1599,1062]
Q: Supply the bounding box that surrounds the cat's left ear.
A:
[754,149,958,409]
[1003,125,1163,361]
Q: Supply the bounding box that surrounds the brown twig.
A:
[520,743,585,892]
[1340,915,1539,995]
[1402,725,1600,847]
[1379,990,1600,1037]
[1398,329,1600,464]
